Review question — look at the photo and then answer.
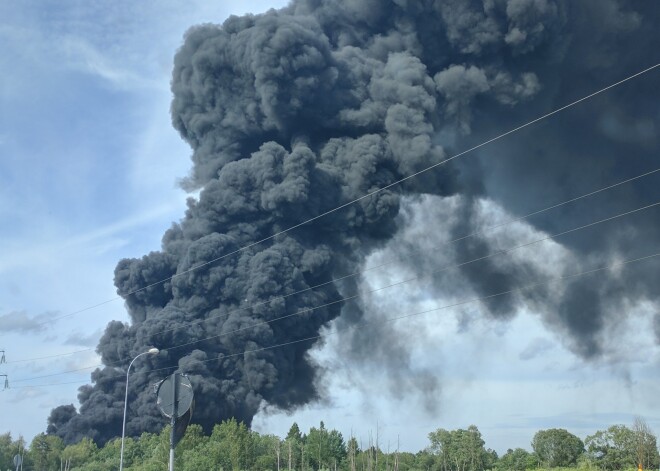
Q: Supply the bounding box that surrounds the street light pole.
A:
[119,347,159,471]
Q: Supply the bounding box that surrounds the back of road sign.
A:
[156,374,194,419]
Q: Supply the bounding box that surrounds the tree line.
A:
[1,417,658,471]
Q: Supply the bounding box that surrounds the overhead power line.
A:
[11,165,660,366]
[85,200,660,356]
[37,62,660,327]
[128,169,660,340]
[11,380,89,390]
[144,250,660,375]
[8,249,660,390]
[5,348,94,365]
[11,199,660,384]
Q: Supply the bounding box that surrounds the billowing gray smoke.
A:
[48,0,660,444]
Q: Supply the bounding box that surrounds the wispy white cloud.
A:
[6,386,48,403]
[0,202,182,275]
[64,329,103,348]
[0,310,55,333]
[519,337,555,361]
[58,35,164,90]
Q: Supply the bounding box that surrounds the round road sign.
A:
[156,374,194,418]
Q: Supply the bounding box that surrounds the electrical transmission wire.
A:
[10,165,660,366]
[141,250,660,375]
[9,249,660,390]
[11,199,660,384]
[78,200,660,354]
[37,62,660,327]
[5,348,95,365]
[10,379,89,390]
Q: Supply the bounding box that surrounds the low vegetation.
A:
[1,418,658,471]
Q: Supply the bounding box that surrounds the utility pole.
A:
[2,357,20,470]
[1,350,8,390]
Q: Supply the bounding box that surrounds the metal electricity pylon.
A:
[1,350,8,390]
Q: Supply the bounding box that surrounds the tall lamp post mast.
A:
[119,347,159,471]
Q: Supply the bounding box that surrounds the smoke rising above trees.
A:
[48,0,660,444]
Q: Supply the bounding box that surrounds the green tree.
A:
[89,436,122,471]
[347,437,360,471]
[586,425,635,471]
[209,418,254,471]
[429,426,487,471]
[483,448,498,471]
[0,433,13,471]
[288,423,303,442]
[61,437,98,469]
[253,433,281,471]
[176,424,211,471]
[135,429,170,469]
[393,451,418,471]
[180,442,218,471]
[414,449,438,471]
[304,422,346,471]
[328,429,347,469]
[305,422,323,470]
[532,428,584,468]
[28,433,64,471]
[285,423,304,470]
[496,448,535,471]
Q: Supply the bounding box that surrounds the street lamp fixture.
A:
[119,348,159,471]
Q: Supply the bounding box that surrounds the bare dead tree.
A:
[350,431,356,471]
[288,439,293,471]
[633,417,657,471]
[275,439,281,471]
[386,442,390,471]
[394,436,400,471]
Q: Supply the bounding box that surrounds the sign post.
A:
[157,373,194,471]
[169,373,178,471]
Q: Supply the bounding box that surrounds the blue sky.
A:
[0,0,286,443]
[1,0,659,455]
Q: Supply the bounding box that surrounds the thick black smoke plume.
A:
[49,0,660,444]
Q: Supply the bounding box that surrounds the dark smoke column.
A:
[48,0,660,445]
[48,1,461,444]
